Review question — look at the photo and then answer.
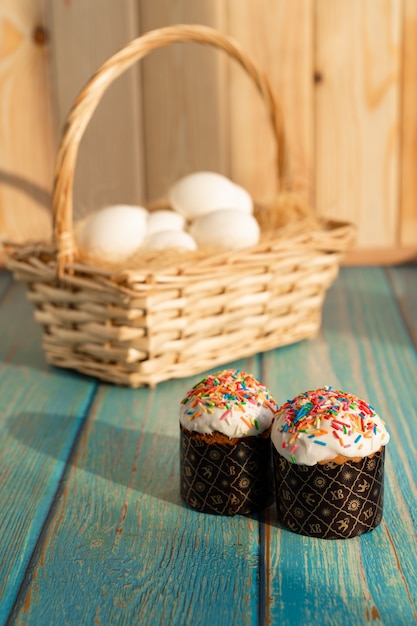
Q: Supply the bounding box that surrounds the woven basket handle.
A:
[53,24,288,275]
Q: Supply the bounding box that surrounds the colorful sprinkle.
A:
[240,416,252,430]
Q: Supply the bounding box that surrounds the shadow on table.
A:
[7,411,183,508]
[7,411,298,522]
[6,412,312,523]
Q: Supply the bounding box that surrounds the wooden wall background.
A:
[1,0,417,265]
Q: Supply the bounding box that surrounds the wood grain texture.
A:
[0,281,96,623]
[0,0,55,264]
[227,0,313,204]
[315,0,402,249]
[139,0,228,203]
[45,0,145,219]
[9,358,263,625]
[399,0,417,248]
[262,268,417,625]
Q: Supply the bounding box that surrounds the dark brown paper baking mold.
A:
[180,428,273,515]
[273,447,385,539]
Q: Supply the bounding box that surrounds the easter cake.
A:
[271,386,390,539]
[179,368,278,515]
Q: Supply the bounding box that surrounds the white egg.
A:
[76,204,148,261]
[189,209,260,251]
[168,171,244,219]
[142,229,197,251]
[146,210,185,236]
[231,183,254,213]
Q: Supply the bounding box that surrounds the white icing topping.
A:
[179,369,277,438]
[271,386,390,465]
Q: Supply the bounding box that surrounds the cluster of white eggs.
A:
[75,172,260,263]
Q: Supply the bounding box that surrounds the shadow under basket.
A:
[5,25,355,388]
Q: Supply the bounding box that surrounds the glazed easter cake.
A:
[271,386,390,539]
[179,369,278,515]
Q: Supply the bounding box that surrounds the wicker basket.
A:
[6,25,355,387]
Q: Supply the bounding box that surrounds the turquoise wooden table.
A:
[0,266,416,625]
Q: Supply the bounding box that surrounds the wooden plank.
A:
[263,268,417,624]
[9,358,263,624]
[400,0,417,247]
[0,281,96,623]
[139,0,228,203]
[45,0,145,219]
[386,265,417,347]
[227,0,314,204]
[315,0,402,250]
[0,0,55,265]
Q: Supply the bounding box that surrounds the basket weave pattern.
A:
[6,25,355,387]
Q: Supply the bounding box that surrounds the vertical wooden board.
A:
[10,359,263,625]
[0,282,96,623]
[46,0,145,220]
[315,0,402,250]
[139,0,229,203]
[227,0,314,205]
[0,0,55,264]
[400,0,417,249]
[262,268,417,624]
